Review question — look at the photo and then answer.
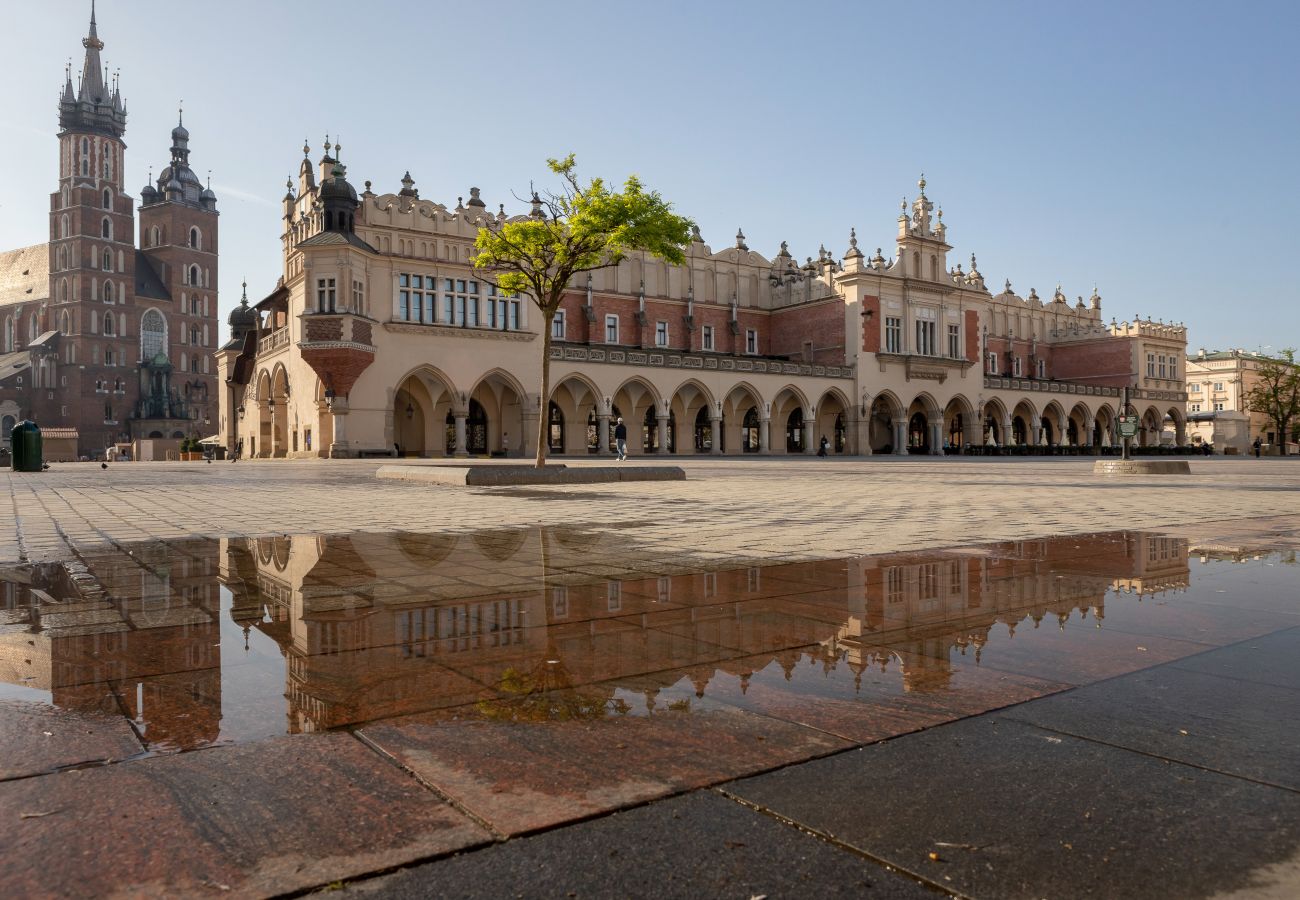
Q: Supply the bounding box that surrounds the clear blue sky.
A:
[3,0,1297,354]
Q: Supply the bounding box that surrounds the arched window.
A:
[103,189,112,210]
[140,309,166,360]
[102,311,114,336]
[104,281,114,304]
[102,142,113,180]
[912,251,920,277]
[60,215,69,239]
[150,226,160,247]
[61,185,70,208]
[930,255,937,281]
[102,218,112,240]
[103,249,112,272]
[188,265,199,286]
[189,227,200,250]
[56,246,66,270]
[59,311,70,334]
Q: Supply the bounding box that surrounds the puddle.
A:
[1,529,1295,751]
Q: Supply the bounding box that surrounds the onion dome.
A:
[228,281,257,330]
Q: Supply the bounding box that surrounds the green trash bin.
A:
[11,420,42,472]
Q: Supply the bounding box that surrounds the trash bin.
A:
[11,420,42,472]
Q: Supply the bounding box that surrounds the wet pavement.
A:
[0,523,1297,897]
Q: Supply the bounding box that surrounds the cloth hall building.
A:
[219,152,1187,459]
[0,7,219,459]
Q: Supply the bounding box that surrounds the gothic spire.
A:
[79,1,106,104]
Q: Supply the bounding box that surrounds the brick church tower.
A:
[37,2,219,454]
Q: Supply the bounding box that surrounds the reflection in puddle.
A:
[0,530,1294,750]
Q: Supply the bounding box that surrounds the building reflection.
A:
[0,529,1194,749]
[0,540,222,747]
[217,528,1192,738]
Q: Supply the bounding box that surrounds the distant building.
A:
[218,161,1186,458]
[1185,348,1296,453]
[0,5,219,458]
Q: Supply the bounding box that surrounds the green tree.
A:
[1244,349,1300,456]
[471,155,693,467]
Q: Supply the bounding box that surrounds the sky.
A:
[2,0,1298,354]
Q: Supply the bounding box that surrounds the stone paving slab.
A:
[0,733,490,898]
[725,714,1300,900]
[6,458,1300,565]
[0,700,143,781]
[360,700,852,837]
[1001,633,1300,790]
[1168,626,1300,691]
[339,791,937,900]
[376,463,685,485]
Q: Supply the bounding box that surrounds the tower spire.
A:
[79,1,106,104]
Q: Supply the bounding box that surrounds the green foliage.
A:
[469,155,693,466]
[1244,349,1300,455]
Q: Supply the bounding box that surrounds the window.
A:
[1158,355,1167,378]
[352,280,364,313]
[1213,402,1225,411]
[987,351,998,375]
[1212,381,1225,391]
[441,278,480,326]
[1189,404,1201,413]
[189,227,200,250]
[484,284,518,330]
[655,320,668,347]
[317,277,336,312]
[1146,352,1156,377]
[701,324,714,351]
[101,218,112,240]
[1190,383,1202,393]
[915,308,936,355]
[552,310,566,340]
[745,328,757,355]
[947,323,960,358]
[397,273,434,322]
[141,310,165,361]
[103,281,114,303]
[102,189,112,210]
[105,348,115,366]
[1013,356,1022,376]
[1037,358,1046,379]
[103,249,112,272]
[885,316,902,353]
[102,312,114,336]
[605,314,619,343]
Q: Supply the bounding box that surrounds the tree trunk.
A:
[536,312,553,468]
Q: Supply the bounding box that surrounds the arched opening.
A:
[641,405,659,453]
[742,407,760,452]
[103,189,112,210]
[908,411,929,453]
[694,406,714,452]
[469,371,524,456]
[785,407,804,452]
[189,227,200,250]
[548,401,564,453]
[869,395,900,454]
[1040,417,1054,447]
[1012,416,1029,446]
[466,399,488,454]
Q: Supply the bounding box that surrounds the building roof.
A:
[0,348,31,384]
[0,244,49,308]
[297,230,378,253]
[133,251,171,301]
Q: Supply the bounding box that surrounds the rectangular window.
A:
[655,321,668,347]
[702,325,714,351]
[947,323,960,358]
[353,280,364,313]
[605,314,619,343]
[399,290,410,320]
[1037,358,1046,379]
[987,351,998,374]
[1146,352,1156,377]
[423,292,435,323]
[745,328,757,354]
[885,316,902,353]
[1213,402,1225,411]
[1158,355,1167,378]
[1213,381,1225,391]
[915,317,936,356]
[455,296,466,326]
[1190,383,1202,393]
[1189,404,1201,412]
[316,277,336,312]
[552,310,566,340]
[508,300,520,331]
[1013,356,1022,376]
[607,581,622,612]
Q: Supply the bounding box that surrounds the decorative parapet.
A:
[382,322,535,342]
[257,328,291,356]
[551,343,854,379]
[983,376,1187,404]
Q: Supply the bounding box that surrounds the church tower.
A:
[48,0,134,445]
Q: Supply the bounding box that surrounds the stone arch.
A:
[613,375,665,454]
[1041,400,1067,447]
[669,378,716,455]
[944,394,977,450]
[906,393,942,455]
[1067,402,1092,448]
[770,385,810,454]
[868,390,904,454]
[722,382,765,454]
[1140,405,1163,447]
[815,387,852,454]
[549,372,602,455]
[393,366,457,458]
[1011,398,1039,447]
[1094,403,1117,448]
[469,368,527,457]
[1163,405,1187,447]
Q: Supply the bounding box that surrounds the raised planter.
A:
[376,463,685,486]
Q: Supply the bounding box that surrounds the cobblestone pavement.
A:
[3,456,1299,565]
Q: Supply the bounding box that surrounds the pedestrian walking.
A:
[614,417,628,461]
[1253,437,1262,458]
[818,435,829,457]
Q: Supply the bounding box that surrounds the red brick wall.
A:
[1053,339,1133,387]
[964,310,979,362]
[771,297,844,364]
[860,296,881,352]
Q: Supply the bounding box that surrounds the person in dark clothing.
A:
[1253,437,1262,458]
[614,417,628,461]
[818,435,829,457]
